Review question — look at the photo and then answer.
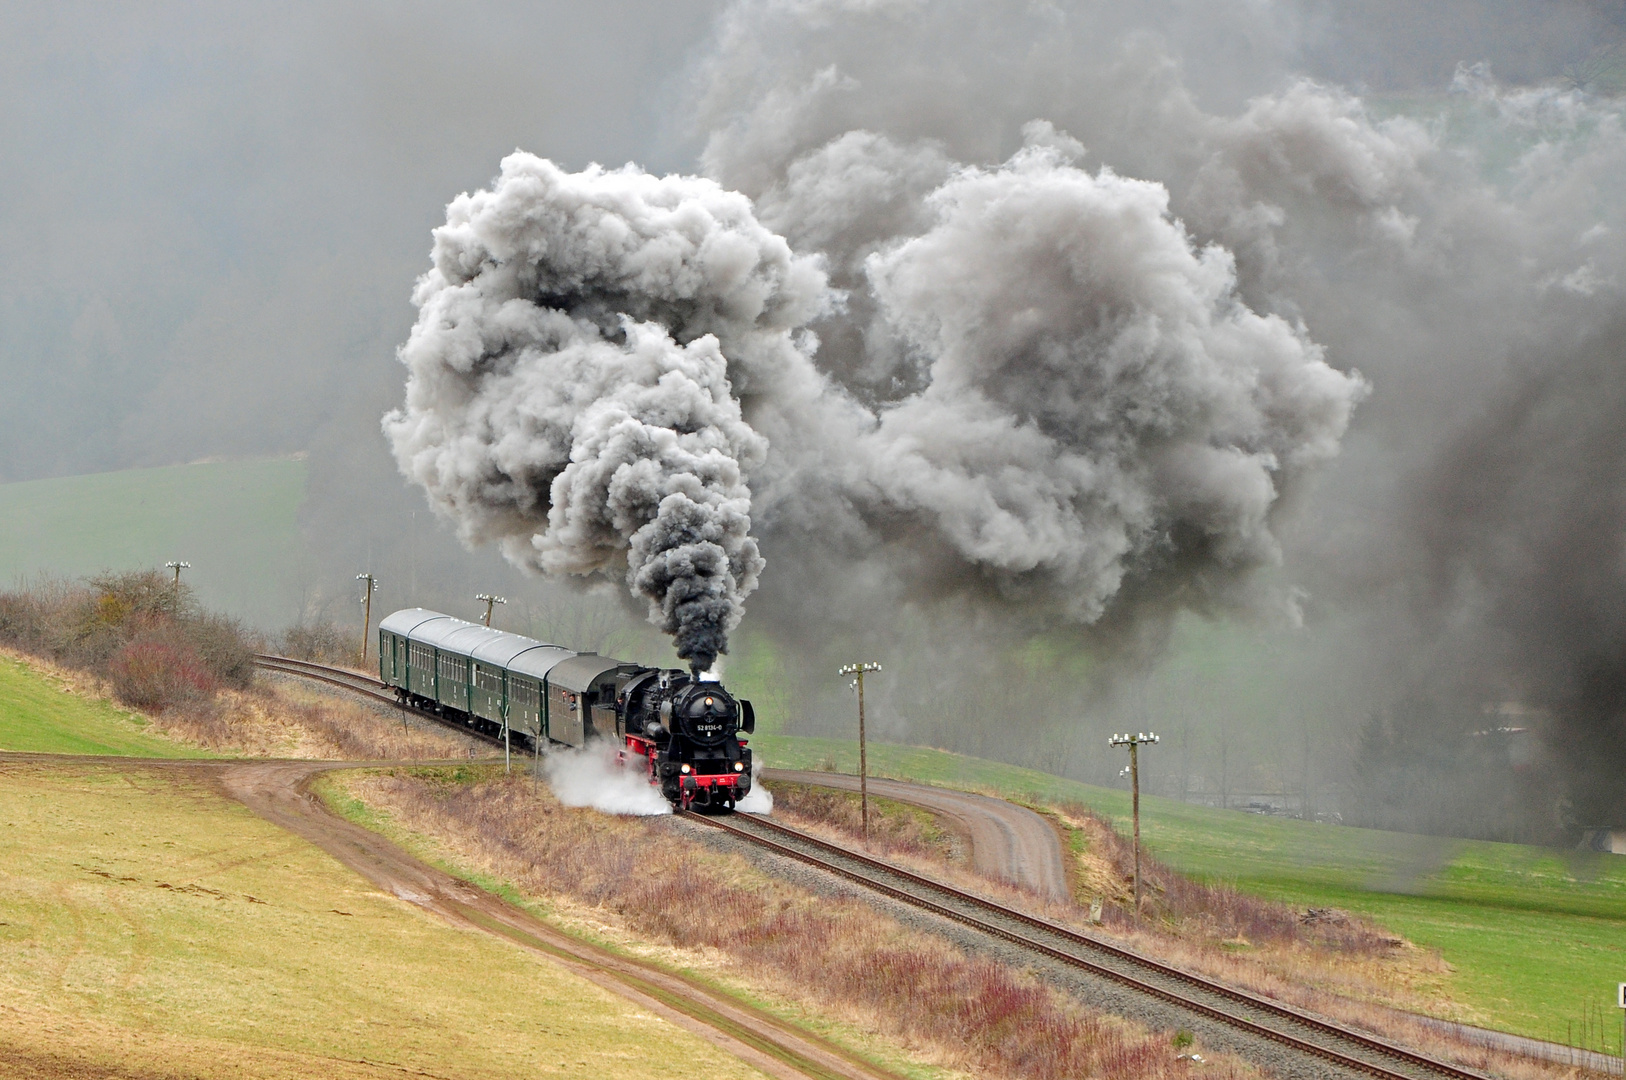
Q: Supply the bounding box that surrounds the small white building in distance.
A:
[1578,829,1626,855]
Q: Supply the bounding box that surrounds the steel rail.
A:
[682,810,1489,1080]
[252,654,508,749]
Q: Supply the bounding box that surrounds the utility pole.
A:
[1616,982,1624,1076]
[476,593,506,628]
[164,561,190,611]
[356,573,379,665]
[838,661,882,841]
[1110,731,1160,912]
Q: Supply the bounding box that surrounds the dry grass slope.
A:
[331,768,1259,1080]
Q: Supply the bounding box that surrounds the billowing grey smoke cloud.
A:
[673,0,1626,835]
[384,154,826,670]
[847,129,1363,621]
[388,122,1365,666]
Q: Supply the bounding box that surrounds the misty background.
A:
[4,0,1626,841]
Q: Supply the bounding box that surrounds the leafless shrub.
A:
[0,572,442,759]
[0,571,256,692]
[275,620,359,667]
[108,628,218,712]
[182,611,256,687]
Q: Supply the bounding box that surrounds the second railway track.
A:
[683,809,1493,1080]
[253,654,510,749]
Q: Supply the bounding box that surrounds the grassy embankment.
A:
[750,733,1626,1051]
[0,759,743,1080]
[0,651,210,758]
[0,457,308,626]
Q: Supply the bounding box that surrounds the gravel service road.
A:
[762,768,1070,901]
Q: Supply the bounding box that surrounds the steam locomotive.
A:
[375,608,755,810]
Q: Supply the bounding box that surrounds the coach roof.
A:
[378,608,454,638]
[470,632,561,669]
[548,653,628,694]
[403,613,482,650]
[507,645,576,682]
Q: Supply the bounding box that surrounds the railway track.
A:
[261,655,1501,1079]
[252,654,509,749]
[681,810,1493,1080]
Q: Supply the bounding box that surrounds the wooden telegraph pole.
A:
[1109,731,1159,911]
[838,661,882,841]
[356,573,378,665]
[476,593,506,627]
[164,561,190,611]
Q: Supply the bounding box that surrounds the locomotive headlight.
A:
[733,761,745,772]
[680,763,691,774]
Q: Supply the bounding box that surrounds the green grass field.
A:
[752,733,1626,1050]
[0,456,309,626]
[0,652,212,757]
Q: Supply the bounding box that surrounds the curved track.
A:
[253,654,509,749]
[762,768,1068,900]
[682,809,1493,1080]
[258,661,1072,901]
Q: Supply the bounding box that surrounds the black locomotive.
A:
[375,608,755,809]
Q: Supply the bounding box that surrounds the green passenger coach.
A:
[376,607,587,746]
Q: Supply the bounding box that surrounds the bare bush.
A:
[0,572,421,756]
[275,620,359,667]
[107,629,218,712]
[182,611,256,687]
[0,570,256,689]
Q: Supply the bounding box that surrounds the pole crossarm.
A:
[837,661,882,842]
[357,573,379,664]
[1109,731,1160,913]
[164,561,191,611]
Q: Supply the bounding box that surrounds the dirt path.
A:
[762,768,1069,901]
[3,753,903,1080]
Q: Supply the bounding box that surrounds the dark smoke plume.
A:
[384,155,824,670]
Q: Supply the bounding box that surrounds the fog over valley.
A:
[6,0,1626,842]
